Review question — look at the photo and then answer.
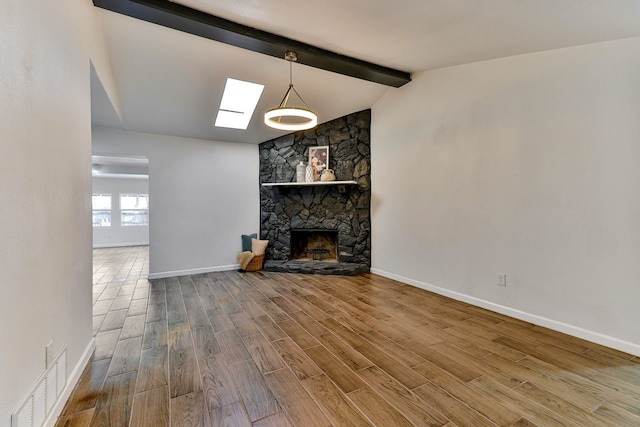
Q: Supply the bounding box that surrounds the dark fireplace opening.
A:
[290,229,339,262]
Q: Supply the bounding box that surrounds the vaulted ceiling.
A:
[92,0,640,144]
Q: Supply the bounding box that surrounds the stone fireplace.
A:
[259,109,371,275]
[290,229,338,262]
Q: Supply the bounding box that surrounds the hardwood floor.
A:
[56,246,640,426]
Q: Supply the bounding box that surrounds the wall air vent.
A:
[11,345,68,427]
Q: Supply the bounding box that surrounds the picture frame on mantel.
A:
[309,145,329,181]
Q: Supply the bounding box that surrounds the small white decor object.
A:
[296,161,306,182]
[320,169,336,182]
[305,165,313,182]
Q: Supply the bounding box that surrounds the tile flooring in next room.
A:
[57,246,640,426]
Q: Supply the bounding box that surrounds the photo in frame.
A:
[308,146,329,181]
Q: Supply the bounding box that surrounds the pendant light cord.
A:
[264,50,318,131]
[277,58,312,111]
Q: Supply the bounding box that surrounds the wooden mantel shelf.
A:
[261,181,358,187]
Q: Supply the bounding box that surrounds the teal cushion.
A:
[241,234,257,252]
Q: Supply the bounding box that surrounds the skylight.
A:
[214,78,264,130]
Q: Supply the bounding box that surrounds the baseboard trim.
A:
[93,242,149,248]
[370,268,640,357]
[45,337,95,427]
[148,264,240,279]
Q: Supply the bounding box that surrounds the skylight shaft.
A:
[214,78,264,129]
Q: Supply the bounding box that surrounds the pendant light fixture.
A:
[264,51,318,131]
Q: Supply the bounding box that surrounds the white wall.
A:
[371,37,640,355]
[92,127,259,278]
[0,0,117,423]
[93,177,150,247]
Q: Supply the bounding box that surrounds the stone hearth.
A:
[263,260,369,276]
[259,110,371,275]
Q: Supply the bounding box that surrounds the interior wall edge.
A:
[147,264,241,280]
[93,242,149,249]
[371,268,640,357]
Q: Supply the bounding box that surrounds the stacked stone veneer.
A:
[259,109,371,274]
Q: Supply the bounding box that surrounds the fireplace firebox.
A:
[290,229,338,262]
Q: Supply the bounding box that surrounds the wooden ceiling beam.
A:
[93,0,411,87]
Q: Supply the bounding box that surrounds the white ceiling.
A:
[93,0,640,144]
[91,64,122,129]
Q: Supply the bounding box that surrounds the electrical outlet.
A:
[497,273,507,286]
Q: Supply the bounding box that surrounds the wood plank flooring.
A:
[57,246,640,426]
